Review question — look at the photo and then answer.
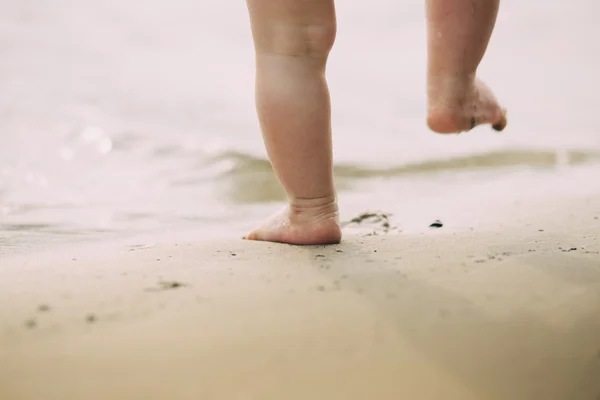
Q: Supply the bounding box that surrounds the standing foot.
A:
[427,77,507,134]
[245,195,342,245]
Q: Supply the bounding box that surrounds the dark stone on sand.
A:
[86,314,97,324]
[24,319,36,329]
[429,220,443,228]
[159,280,185,290]
[560,247,578,252]
[37,304,51,313]
[146,280,187,292]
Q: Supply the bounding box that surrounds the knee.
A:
[256,21,337,60]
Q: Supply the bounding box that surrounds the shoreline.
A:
[2,148,600,258]
[3,161,599,258]
[1,164,600,400]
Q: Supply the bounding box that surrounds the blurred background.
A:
[1,0,599,254]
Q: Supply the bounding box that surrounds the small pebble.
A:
[24,319,37,329]
[429,220,444,228]
[37,304,51,313]
[159,280,185,290]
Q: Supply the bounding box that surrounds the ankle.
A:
[427,73,476,108]
[288,194,339,223]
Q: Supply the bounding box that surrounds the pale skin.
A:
[245,0,507,245]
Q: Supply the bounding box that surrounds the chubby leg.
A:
[426,0,507,133]
[245,0,341,245]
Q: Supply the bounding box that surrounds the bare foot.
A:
[245,196,342,245]
[427,77,507,134]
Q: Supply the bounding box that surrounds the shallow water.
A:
[1,0,599,255]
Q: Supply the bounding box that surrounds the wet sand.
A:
[1,167,600,400]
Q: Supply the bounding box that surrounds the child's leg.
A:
[426,0,507,133]
[245,0,341,245]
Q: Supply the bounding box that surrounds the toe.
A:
[492,108,507,131]
[244,230,259,241]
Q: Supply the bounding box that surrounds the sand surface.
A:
[1,167,600,400]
